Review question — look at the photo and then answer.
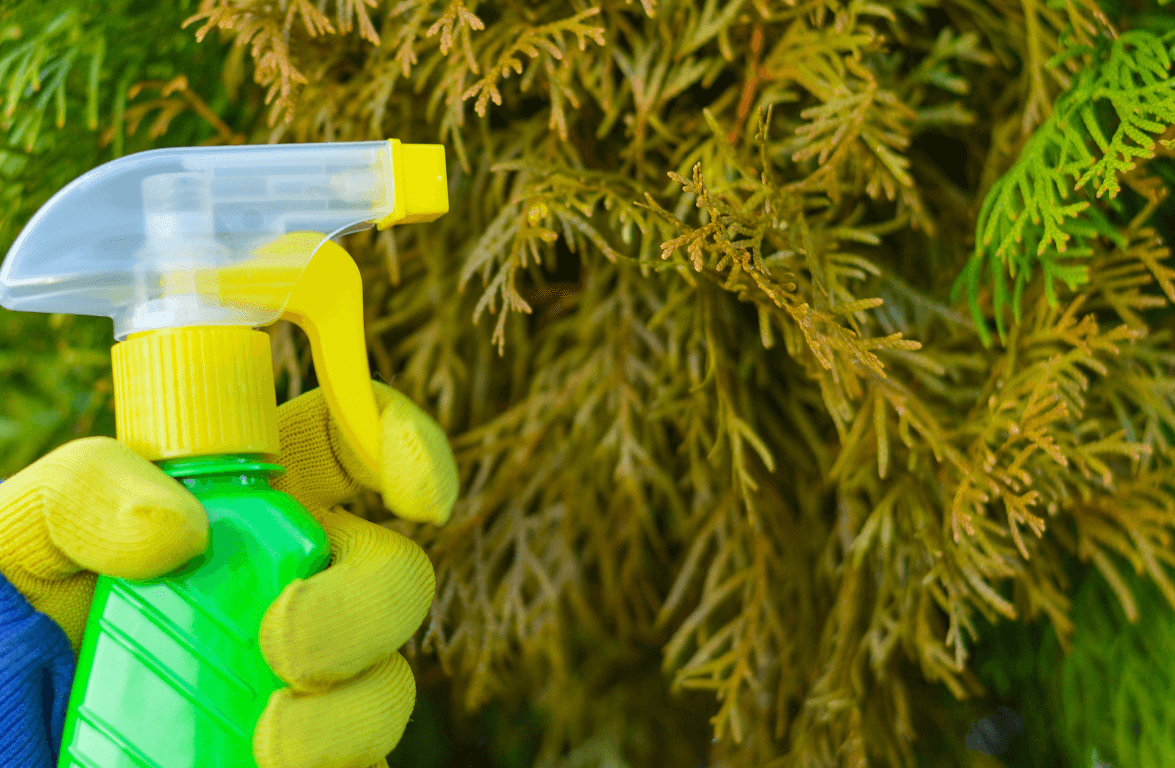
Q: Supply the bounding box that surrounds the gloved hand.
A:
[0,380,458,768]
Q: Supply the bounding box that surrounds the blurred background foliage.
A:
[4,0,1175,766]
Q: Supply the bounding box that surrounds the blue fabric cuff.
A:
[0,478,77,768]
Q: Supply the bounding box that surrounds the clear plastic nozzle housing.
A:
[0,140,396,340]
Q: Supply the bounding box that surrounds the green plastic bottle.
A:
[0,139,449,768]
[60,455,330,767]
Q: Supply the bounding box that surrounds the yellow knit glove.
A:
[0,380,458,768]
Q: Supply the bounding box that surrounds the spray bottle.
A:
[0,139,448,767]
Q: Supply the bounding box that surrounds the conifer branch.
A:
[13,0,1175,765]
[953,29,1175,347]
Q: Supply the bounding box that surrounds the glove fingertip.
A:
[381,419,458,526]
[258,577,308,684]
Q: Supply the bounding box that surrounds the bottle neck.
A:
[155,453,287,494]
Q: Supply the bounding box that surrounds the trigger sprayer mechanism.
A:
[0,139,447,487]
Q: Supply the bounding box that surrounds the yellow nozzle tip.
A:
[376,141,449,229]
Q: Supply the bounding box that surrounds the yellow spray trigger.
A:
[277,237,382,479]
[191,232,381,477]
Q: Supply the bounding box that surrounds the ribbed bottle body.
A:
[57,456,329,768]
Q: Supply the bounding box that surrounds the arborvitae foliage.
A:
[953,28,1175,346]
[1054,555,1175,768]
[5,1,1175,768]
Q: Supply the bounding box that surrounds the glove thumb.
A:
[0,436,208,582]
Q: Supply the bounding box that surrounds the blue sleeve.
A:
[0,479,77,768]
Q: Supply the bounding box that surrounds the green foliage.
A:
[0,312,115,475]
[1056,556,1175,768]
[952,28,1175,346]
[969,607,1068,768]
[0,6,105,151]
